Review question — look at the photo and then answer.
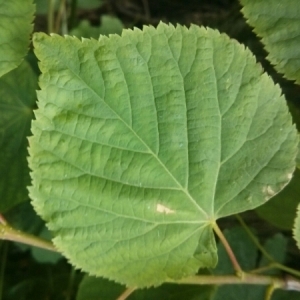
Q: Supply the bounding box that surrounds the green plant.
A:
[1,0,300,299]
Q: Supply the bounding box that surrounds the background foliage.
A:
[0,0,300,299]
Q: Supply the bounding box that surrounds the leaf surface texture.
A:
[29,23,297,287]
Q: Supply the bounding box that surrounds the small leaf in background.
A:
[31,226,62,263]
[0,60,37,212]
[70,15,123,39]
[272,290,300,300]
[131,283,213,300]
[0,0,34,77]
[5,259,80,300]
[240,0,300,84]
[30,23,298,287]
[256,168,300,230]
[76,276,125,300]
[293,204,300,249]
[259,233,287,275]
[4,201,44,235]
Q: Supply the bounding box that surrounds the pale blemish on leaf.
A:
[156,204,175,214]
[262,185,276,198]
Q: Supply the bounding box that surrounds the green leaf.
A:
[131,283,213,300]
[76,276,125,300]
[272,290,300,300]
[293,204,300,249]
[0,0,35,77]
[240,0,300,84]
[29,23,298,287]
[256,168,300,230]
[0,60,37,212]
[70,15,123,39]
[212,282,265,300]
[259,234,287,275]
[31,226,63,263]
[4,201,44,235]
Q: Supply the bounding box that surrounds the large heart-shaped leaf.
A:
[29,23,298,287]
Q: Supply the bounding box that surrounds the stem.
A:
[0,224,57,252]
[212,222,242,274]
[167,273,299,290]
[47,0,55,33]
[55,0,68,34]
[271,263,300,278]
[251,265,277,274]
[265,285,275,300]
[116,287,136,300]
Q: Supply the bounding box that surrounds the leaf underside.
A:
[240,0,300,84]
[0,0,34,77]
[29,23,297,287]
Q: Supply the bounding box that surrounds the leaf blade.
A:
[29,23,298,287]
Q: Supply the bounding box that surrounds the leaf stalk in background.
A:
[116,287,137,300]
[264,285,275,300]
[167,273,300,291]
[55,0,68,34]
[0,222,57,252]
[47,0,55,33]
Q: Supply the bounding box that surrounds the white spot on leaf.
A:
[262,185,276,198]
[156,204,175,214]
